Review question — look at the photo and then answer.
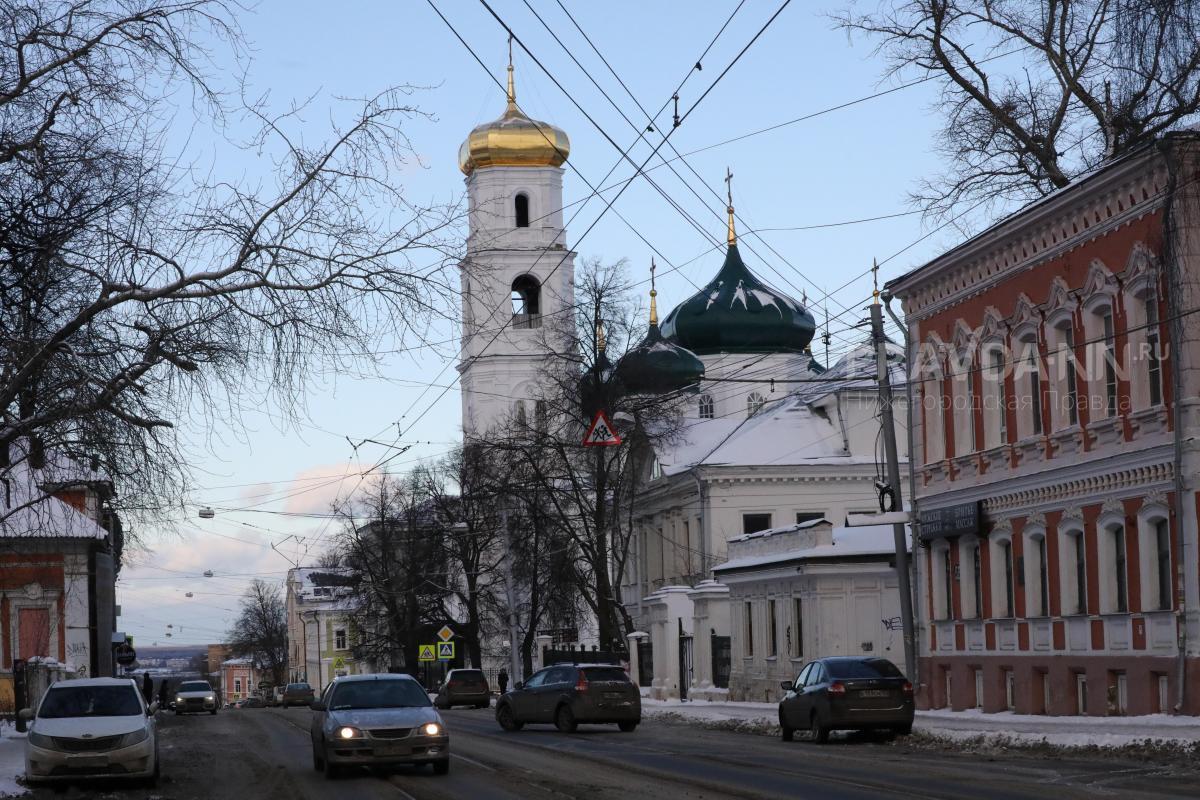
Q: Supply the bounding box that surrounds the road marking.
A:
[451,752,495,771]
[388,781,418,800]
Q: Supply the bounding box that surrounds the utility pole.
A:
[870,261,917,682]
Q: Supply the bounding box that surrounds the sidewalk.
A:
[640,697,1200,748]
[0,721,27,798]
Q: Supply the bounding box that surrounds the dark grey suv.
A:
[779,657,914,743]
[496,664,640,733]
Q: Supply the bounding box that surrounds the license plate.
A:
[373,744,408,757]
[604,692,625,699]
[859,690,890,698]
[67,755,108,769]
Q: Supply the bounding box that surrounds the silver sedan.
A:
[309,674,449,778]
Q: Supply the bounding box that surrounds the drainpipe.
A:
[1158,136,1190,713]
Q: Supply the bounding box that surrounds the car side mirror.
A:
[309,700,325,711]
[18,708,33,722]
[514,681,524,690]
[780,681,793,692]
[148,702,159,715]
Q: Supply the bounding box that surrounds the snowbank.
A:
[0,721,28,798]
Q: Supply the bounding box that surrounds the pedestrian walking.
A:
[158,678,171,711]
[497,669,508,695]
[142,672,153,703]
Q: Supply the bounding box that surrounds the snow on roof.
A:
[713,524,910,574]
[1,458,109,540]
[728,517,829,543]
[221,656,254,666]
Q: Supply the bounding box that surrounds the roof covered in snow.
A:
[0,458,110,540]
[713,523,910,574]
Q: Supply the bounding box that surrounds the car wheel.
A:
[282,703,288,709]
[894,723,913,736]
[432,759,450,776]
[210,709,217,715]
[617,721,637,733]
[143,747,160,788]
[174,710,182,716]
[476,702,488,709]
[496,704,523,732]
[554,704,577,734]
[312,741,325,771]
[780,711,794,742]
[810,712,829,744]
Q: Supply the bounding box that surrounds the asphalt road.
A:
[20,703,1199,799]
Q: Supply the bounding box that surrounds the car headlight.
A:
[422,722,441,736]
[337,726,363,740]
[206,695,215,702]
[119,728,149,748]
[27,731,55,749]
[175,696,184,703]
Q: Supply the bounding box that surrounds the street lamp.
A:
[198,507,215,519]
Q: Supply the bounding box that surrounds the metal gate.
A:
[678,617,693,700]
[711,634,731,689]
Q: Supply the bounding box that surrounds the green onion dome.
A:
[614,322,705,396]
[660,243,816,355]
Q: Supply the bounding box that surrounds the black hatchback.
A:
[778,657,914,743]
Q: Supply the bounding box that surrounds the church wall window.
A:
[511,274,542,329]
[698,394,714,419]
[746,392,765,417]
[742,513,772,534]
[515,193,530,227]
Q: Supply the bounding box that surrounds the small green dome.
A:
[661,244,815,354]
[614,323,705,396]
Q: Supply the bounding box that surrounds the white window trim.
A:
[1096,511,1128,614]
[958,536,982,619]
[988,529,1016,619]
[1023,527,1049,618]
[1137,502,1172,612]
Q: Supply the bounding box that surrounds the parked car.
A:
[281,682,314,708]
[174,680,218,715]
[434,669,491,710]
[309,673,449,778]
[778,656,914,743]
[495,664,639,733]
[241,695,266,708]
[21,677,159,787]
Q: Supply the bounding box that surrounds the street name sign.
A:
[918,501,981,541]
[418,644,436,662]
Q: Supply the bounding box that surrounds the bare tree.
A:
[227,578,287,686]
[835,1,1200,219]
[0,1,460,539]
[484,259,689,653]
[331,474,447,675]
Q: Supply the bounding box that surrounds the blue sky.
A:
[117,0,965,647]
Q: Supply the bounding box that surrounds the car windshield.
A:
[826,659,904,679]
[179,682,211,693]
[39,686,143,718]
[451,671,484,682]
[583,667,630,682]
[287,683,311,691]
[329,680,430,710]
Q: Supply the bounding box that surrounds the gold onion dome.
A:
[458,60,570,175]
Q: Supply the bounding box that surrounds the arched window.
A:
[511,274,541,329]
[515,193,530,227]
[1015,334,1043,439]
[990,533,1015,618]
[1101,520,1128,613]
[747,392,765,417]
[698,394,714,419]
[514,400,527,426]
[982,343,1008,448]
[1024,529,1049,617]
[1085,301,1119,419]
[957,537,982,619]
[1058,526,1087,615]
[1138,510,1172,611]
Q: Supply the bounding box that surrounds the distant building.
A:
[285,568,362,693]
[205,644,232,677]
[219,657,260,703]
[887,131,1200,715]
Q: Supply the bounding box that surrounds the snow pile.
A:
[0,721,28,798]
[641,698,1200,752]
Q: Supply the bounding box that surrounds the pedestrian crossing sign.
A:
[418,644,437,662]
[437,641,455,660]
[582,410,621,447]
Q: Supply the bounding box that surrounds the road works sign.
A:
[582,410,621,447]
[418,644,437,662]
[437,625,455,642]
[437,642,455,660]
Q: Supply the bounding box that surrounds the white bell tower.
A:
[457,56,575,438]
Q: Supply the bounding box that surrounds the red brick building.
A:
[888,132,1200,716]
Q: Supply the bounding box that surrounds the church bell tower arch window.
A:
[511,274,542,329]
[515,192,530,228]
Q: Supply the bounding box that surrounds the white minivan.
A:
[22,677,159,786]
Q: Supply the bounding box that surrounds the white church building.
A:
[451,55,912,696]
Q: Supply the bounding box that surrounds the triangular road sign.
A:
[418,644,436,662]
[582,410,622,447]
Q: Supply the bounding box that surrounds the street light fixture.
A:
[198,507,215,519]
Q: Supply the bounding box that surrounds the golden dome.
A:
[458,64,570,175]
